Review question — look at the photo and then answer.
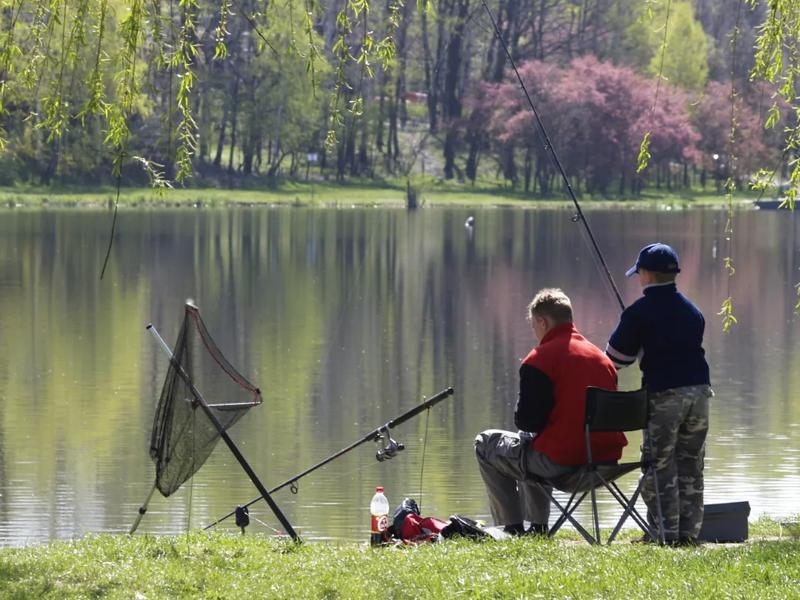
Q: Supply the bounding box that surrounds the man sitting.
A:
[474,288,627,535]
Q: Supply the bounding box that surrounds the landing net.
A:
[149,303,262,497]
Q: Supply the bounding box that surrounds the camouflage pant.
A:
[642,384,712,541]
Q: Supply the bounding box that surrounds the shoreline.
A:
[0,183,762,210]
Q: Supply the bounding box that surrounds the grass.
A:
[0,179,758,209]
[0,519,798,599]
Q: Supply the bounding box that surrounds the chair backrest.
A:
[585,387,648,433]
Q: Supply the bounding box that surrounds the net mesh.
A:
[149,304,262,497]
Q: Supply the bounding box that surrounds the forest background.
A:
[0,0,797,201]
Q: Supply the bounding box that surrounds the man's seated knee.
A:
[474,429,513,461]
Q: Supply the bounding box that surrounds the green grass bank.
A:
[1,520,798,599]
[0,180,758,209]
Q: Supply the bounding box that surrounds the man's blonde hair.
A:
[528,288,573,324]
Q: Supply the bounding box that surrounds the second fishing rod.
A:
[204,386,455,530]
[480,0,625,312]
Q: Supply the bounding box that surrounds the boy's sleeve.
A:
[606,307,641,369]
[514,363,554,433]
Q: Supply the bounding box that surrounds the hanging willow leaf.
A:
[750,0,800,209]
[795,283,800,314]
[723,256,735,277]
[637,131,652,173]
[718,297,738,332]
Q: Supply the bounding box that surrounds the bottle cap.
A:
[375,486,384,493]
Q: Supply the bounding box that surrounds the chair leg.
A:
[547,492,598,544]
[590,483,601,544]
[540,473,584,536]
[548,486,582,533]
[535,481,598,544]
[605,481,650,543]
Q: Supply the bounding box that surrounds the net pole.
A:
[147,323,301,542]
[129,481,157,534]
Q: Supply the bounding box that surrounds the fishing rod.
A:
[204,386,455,530]
[480,0,625,312]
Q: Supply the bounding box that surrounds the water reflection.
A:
[0,206,798,546]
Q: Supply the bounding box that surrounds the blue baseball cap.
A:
[625,243,681,277]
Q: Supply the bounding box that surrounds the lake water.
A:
[0,205,798,546]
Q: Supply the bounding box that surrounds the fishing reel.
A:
[375,427,405,462]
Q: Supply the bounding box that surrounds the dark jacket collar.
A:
[643,282,677,296]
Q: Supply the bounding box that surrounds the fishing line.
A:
[99,180,122,279]
[228,0,279,57]
[244,451,384,536]
[250,514,282,534]
[480,0,625,312]
[417,407,431,512]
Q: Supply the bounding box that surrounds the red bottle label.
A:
[371,514,388,534]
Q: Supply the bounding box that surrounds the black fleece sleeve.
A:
[514,363,555,433]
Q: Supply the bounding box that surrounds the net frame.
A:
[149,304,262,497]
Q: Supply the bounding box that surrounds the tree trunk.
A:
[267,96,286,177]
[227,77,240,174]
[465,132,480,184]
[213,101,229,169]
[395,0,412,129]
[376,82,386,154]
[421,7,439,131]
[441,0,470,179]
[524,147,532,193]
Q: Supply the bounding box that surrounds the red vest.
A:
[526,323,627,465]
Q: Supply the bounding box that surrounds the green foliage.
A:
[601,3,654,70]
[212,0,231,60]
[646,0,709,91]
[0,0,792,193]
[173,0,199,183]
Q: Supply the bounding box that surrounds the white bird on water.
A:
[465,215,475,229]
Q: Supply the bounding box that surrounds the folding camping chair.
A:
[533,387,664,545]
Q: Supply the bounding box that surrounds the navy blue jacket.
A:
[606,283,710,393]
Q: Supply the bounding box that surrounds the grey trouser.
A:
[474,429,573,526]
[642,384,712,540]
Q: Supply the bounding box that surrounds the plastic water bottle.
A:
[370,486,390,545]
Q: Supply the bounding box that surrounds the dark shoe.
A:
[631,533,655,544]
[631,534,678,545]
[525,523,548,537]
[502,523,526,536]
[675,536,702,547]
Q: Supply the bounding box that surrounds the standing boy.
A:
[606,243,713,546]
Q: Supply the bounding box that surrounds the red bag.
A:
[399,513,450,542]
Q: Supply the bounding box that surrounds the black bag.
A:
[440,514,491,540]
